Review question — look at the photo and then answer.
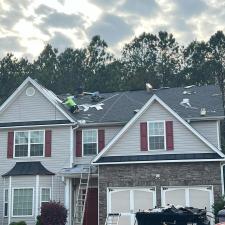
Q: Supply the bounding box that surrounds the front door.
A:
[108,187,156,225]
[83,188,98,225]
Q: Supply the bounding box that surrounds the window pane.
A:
[83,130,97,143]
[15,132,28,144]
[41,188,50,202]
[149,136,164,150]
[5,189,8,202]
[83,143,97,155]
[13,189,33,216]
[30,131,44,143]
[149,122,164,136]
[30,144,43,156]
[15,145,28,157]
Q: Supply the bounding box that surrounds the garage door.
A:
[108,187,156,225]
[161,186,214,211]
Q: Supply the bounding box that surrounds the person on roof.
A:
[64,96,79,113]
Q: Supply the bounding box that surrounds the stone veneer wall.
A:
[98,162,222,225]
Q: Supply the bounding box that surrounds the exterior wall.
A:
[104,101,215,157]
[0,83,66,122]
[0,125,72,224]
[191,120,220,148]
[74,126,122,165]
[98,162,222,225]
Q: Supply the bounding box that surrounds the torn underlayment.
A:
[180,98,198,109]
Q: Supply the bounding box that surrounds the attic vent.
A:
[26,87,35,96]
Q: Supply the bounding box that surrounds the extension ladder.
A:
[73,166,91,225]
[105,213,121,225]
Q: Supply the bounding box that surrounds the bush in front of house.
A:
[10,222,27,225]
[212,195,225,222]
[40,201,67,225]
[36,215,43,225]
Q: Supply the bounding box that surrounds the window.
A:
[4,189,8,217]
[14,130,44,157]
[41,188,51,206]
[13,188,33,216]
[148,121,165,150]
[83,129,98,156]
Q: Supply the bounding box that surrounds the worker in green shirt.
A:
[64,96,79,113]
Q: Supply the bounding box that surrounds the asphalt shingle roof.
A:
[61,85,224,124]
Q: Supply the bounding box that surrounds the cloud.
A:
[49,32,74,51]
[41,11,85,29]
[174,0,206,18]
[87,13,133,46]
[0,36,25,57]
[88,0,118,10]
[35,4,55,15]
[119,0,159,17]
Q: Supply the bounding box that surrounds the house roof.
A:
[2,161,55,177]
[67,85,224,124]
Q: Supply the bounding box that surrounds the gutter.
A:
[185,116,225,122]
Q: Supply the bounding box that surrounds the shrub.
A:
[36,215,43,225]
[40,201,67,225]
[212,195,225,222]
[10,222,27,225]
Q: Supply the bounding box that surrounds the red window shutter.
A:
[76,130,82,157]
[166,121,174,150]
[98,129,105,153]
[45,130,52,157]
[140,122,148,151]
[7,132,14,158]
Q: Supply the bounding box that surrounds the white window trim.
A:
[40,187,52,207]
[147,120,166,151]
[82,129,98,157]
[12,187,34,217]
[3,188,8,217]
[13,130,45,158]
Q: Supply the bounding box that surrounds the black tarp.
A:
[136,207,210,225]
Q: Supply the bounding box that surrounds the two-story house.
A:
[0,77,225,225]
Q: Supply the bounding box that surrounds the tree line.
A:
[0,31,225,105]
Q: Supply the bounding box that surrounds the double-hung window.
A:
[148,121,165,150]
[40,188,51,207]
[83,129,98,156]
[13,188,33,216]
[4,189,8,217]
[14,130,44,157]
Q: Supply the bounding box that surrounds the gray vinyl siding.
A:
[190,121,219,148]
[105,101,215,157]
[0,83,66,122]
[74,126,122,164]
[0,126,71,224]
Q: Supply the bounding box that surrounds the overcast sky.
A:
[0,0,225,59]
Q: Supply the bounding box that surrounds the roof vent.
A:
[134,109,140,114]
[26,87,35,96]
[200,108,207,116]
[146,83,153,92]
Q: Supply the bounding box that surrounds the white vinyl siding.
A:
[105,101,215,156]
[12,188,34,217]
[14,130,44,158]
[82,129,98,156]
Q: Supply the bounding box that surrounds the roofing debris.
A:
[79,103,104,111]
[183,90,196,95]
[184,85,196,89]
[180,98,198,109]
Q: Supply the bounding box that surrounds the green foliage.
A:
[212,195,225,222]
[36,215,43,225]
[9,221,27,225]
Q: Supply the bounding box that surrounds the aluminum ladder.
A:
[104,213,121,225]
[74,166,91,225]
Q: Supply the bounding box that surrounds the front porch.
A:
[59,165,98,225]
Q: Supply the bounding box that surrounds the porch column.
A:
[65,178,72,225]
[8,176,12,225]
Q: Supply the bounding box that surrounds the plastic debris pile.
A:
[136,205,210,225]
